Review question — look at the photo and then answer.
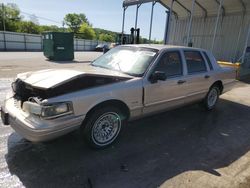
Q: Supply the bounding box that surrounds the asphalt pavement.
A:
[0,51,102,78]
[0,52,250,188]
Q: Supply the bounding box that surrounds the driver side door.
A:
[143,50,187,115]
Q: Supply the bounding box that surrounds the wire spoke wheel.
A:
[91,112,121,146]
[207,88,218,108]
[204,86,220,110]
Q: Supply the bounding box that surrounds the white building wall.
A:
[168,12,250,62]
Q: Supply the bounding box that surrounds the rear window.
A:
[184,51,207,74]
[203,51,213,70]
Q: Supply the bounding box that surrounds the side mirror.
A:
[150,71,166,83]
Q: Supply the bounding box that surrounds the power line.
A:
[20,11,62,24]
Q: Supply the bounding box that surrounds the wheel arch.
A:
[83,99,130,125]
[210,80,223,94]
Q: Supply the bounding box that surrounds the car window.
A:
[184,51,207,74]
[154,51,182,77]
[203,51,213,70]
[92,46,157,76]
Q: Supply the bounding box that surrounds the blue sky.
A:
[2,0,167,40]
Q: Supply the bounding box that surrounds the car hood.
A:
[17,64,133,89]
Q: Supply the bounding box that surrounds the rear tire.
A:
[203,86,220,110]
[82,106,125,149]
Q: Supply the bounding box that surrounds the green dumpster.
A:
[42,32,74,61]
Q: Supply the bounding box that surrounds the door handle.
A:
[177,80,186,84]
[204,75,210,79]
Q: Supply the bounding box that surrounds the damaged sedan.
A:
[1,45,236,148]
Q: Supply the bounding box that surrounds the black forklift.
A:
[116,27,140,45]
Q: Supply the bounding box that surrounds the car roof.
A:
[123,44,204,52]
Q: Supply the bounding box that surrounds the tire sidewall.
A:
[205,86,220,110]
[83,106,124,148]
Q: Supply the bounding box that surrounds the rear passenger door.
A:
[183,50,212,103]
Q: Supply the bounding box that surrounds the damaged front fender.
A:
[12,74,132,102]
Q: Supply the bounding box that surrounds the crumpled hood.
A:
[17,69,83,88]
[17,65,133,89]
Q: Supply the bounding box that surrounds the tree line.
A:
[0,3,117,42]
[0,3,162,44]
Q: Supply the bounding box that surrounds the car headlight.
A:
[23,101,73,119]
[41,102,73,119]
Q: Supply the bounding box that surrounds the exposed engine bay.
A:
[12,74,131,105]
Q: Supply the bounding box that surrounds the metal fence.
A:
[0,31,108,51]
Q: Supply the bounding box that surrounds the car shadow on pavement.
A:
[5,99,250,188]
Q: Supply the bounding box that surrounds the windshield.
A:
[91,46,158,76]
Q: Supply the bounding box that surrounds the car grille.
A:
[13,97,21,109]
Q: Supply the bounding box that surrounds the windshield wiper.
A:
[122,71,140,77]
[114,61,122,72]
[91,64,107,69]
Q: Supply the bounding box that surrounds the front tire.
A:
[203,86,220,110]
[82,106,125,149]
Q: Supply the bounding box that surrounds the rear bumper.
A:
[2,98,85,142]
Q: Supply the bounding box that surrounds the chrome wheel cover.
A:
[207,88,218,108]
[91,112,121,146]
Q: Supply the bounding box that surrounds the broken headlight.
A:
[41,102,73,119]
[23,101,73,119]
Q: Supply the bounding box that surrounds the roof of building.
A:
[123,0,250,18]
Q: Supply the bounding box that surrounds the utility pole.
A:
[2,3,6,31]
[62,21,65,32]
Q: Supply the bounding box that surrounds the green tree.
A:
[98,33,115,42]
[64,13,90,33]
[79,23,96,39]
[94,28,117,41]
[17,21,41,34]
[0,3,22,31]
[40,25,66,33]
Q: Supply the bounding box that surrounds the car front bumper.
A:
[1,97,85,142]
